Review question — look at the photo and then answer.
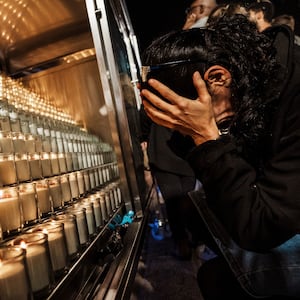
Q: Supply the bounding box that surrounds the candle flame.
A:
[20,240,27,249]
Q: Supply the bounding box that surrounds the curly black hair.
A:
[142,14,282,154]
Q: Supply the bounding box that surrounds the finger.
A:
[145,78,186,105]
[193,71,211,103]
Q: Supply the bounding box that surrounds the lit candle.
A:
[60,175,72,204]
[0,247,32,300]
[0,187,22,234]
[11,132,25,154]
[35,180,51,217]
[10,233,53,294]
[33,222,68,275]
[40,152,52,178]
[69,172,79,200]
[28,153,42,180]
[76,171,85,195]
[54,214,80,260]
[58,153,67,174]
[0,153,17,185]
[15,153,31,182]
[0,131,13,153]
[74,200,96,236]
[34,136,43,152]
[48,177,62,210]
[24,134,35,154]
[19,183,38,224]
[50,153,59,176]
[88,194,102,228]
[67,207,89,246]
[83,170,90,192]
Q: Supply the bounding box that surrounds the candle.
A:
[34,136,42,152]
[40,152,52,178]
[54,214,80,260]
[97,191,108,223]
[24,134,35,154]
[69,172,79,199]
[88,194,103,228]
[83,170,90,192]
[104,190,112,216]
[19,183,38,224]
[0,247,32,300]
[42,137,51,152]
[0,131,13,153]
[67,207,89,246]
[0,153,17,185]
[77,153,83,169]
[65,153,73,172]
[10,233,53,294]
[48,177,62,210]
[50,153,59,176]
[76,171,85,195]
[33,222,68,275]
[35,180,51,217]
[74,200,96,236]
[0,187,22,234]
[60,175,72,204]
[50,137,58,153]
[28,153,42,180]
[93,168,100,187]
[15,154,31,182]
[89,169,96,190]
[11,132,25,154]
[72,153,79,171]
[58,153,67,174]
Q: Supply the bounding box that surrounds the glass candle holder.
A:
[50,153,59,176]
[24,134,35,154]
[11,132,26,154]
[69,172,79,200]
[71,153,79,171]
[8,104,21,132]
[15,153,31,183]
[0,246,33,300]
[60,174,72,204]
[89,169,96,190]
[83,170,90,193]
[19,183,38,225]
[9,232,53,297]
[0,186,22,236]
[53,214,80,261]
[35,179,51,218]
[0,131,13,153]
[88,194,103,228]
[58,153,67,174]
[65,152,73,172]
[0,99,11,132]
[96,191,108,224]
[40,152,52,178]
[48,177,62,211]
[74,200,96,237]
[31,221,68,277]
[28,153,42,180]
[0,153,17,186]
[76,171,85,196]
[66,207,89,247]
[34,136,43,153]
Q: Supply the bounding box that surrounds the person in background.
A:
[140,11,300,299]
[272,14,300,46]
[182,0,217,29]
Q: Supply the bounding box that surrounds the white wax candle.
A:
[72,154,79,171]
[89,196,102,227]
[69,209,89,245]
[0,136,13,153]
[41,157,52,178]
[15,158,31,182]
[49,181,62,209]
[19,188,37,223]
[63,220,80,257]
[76,172,85,195]
[28,159,42,180]
[24,244,51,292]
[60,180,71,203]
[50,156,59,176]
[0,159,17,185]
[46,230,68,272]
[83,172,90,192]
[13,139,25,154]
[69,175,79,199]
[0,261,30,300]
[0,192,21,232]
[65,153,73,172]
[36,184,51,214]
[58,155,67,174]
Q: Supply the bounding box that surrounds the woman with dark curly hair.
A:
[140,13,300,299]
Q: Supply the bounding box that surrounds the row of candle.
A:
[0,149,118,186]
[0,166,121,236]
[0,130,115,160]
[0,184,124,300]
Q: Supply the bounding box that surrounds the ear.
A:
[203,65,232,87]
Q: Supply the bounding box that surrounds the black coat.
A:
[187,25,300,252]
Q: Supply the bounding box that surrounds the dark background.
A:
[125,0,300,53]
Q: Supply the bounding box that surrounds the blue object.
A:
[108,210,135,230]
[149,217,164,241]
